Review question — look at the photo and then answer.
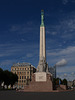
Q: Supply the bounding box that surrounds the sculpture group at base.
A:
[37,57,48,73]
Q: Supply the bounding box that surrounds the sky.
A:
[0,0,75,81]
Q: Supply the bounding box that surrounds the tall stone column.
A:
[40,27,43,60]
[43,27,46,61]
[37,10,47,72]
[40,10,46,61]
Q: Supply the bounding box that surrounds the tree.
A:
[55,78,60,85]
[4,70,18,88]
[0,68,3,86]
[0,68,18,89]
[10,72,18,88]
[62,79,67,86]
[3,70,11,88]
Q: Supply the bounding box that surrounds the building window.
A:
[22,80,23,83]
[27,72,29,74]
[25,76,26,79]
[20,72,21,74]
[20,76,21,79]
[15,68,16,70]
[25,68,26,70]
[22,76,23,79]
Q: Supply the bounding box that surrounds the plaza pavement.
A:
[0,90,75,100]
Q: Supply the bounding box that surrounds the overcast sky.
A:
[0,0,75,80]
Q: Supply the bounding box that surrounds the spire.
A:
[40,10,45,27]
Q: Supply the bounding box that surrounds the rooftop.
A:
[11,62,35,67]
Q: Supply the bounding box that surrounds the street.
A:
[0,90,75,100]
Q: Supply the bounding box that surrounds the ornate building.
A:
[11,62,36,89]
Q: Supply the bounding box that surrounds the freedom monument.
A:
[37,10,48,73]
[24,10,53,92]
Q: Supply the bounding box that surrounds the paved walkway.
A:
[0,90,75,100]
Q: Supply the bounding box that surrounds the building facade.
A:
[11,62,36,89]
[67,81,73,88]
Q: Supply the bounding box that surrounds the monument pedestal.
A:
[24,72,53,92]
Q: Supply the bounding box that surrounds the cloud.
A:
[9,21,39,34]
[0,60,13,66]
[71,72,75,75]
[46,31,57,35]
[58,46,75,56]
[56,59,67,67]
[47,13,75,69]
[0,43,24,57]
[47,46,75,57]
[0,42,38,58]
[47,45,75,70]
[60,18,75,39]
[46,13,75,42]
[26,53,33,58]
[57,68,75,81]
[57,66,75,73]
[62,0,68,5]
[0,59,15,70]
[0,42,39,70]
[9,25,21,32]
[64,73,67,76]
[21,38,26,42]
[56,66,75,80]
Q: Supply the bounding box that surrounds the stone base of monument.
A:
[24,72,53,92]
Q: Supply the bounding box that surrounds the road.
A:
[0,90,75,100]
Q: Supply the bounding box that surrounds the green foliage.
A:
[3,70,11,86]
[53,78,67,86]
[0,68,18,88]
[62,79,67,85]
[10,73,18,87]
[0,68,4,85]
